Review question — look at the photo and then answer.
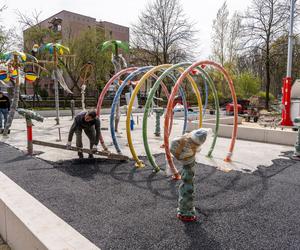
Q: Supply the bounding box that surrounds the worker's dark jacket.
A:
[0,95,10,109]
[68,112,100,145]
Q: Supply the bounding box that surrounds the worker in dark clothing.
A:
[67,110,100,159]
[0,91,10,132]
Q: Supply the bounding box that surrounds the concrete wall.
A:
[187,121,297,146]
[203,116,243,125]
[0,172,99,250]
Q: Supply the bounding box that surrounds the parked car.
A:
[21,94,43,101]
[21,94,31,101]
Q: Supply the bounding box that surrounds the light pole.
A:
[281,0,297,126]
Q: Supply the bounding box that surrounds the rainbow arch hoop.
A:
[125,64,203,169]
[110,66,191,154]
[96,60,238,180]
[142,62,218,174]
[96,67,137,151]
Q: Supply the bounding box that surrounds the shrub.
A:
[235,72,261,98]
[257,91,275,101]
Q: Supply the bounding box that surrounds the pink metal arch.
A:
[96,67,137,150]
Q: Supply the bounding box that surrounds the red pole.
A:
[281,0,296,127]
[26,119,33,155]
[281,77,293,126]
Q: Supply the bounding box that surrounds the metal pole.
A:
[57,127,62,142]
[53,45,60,125]
[70,99,75,119]
[281,0,296,126]
[287,0,296,77]
[26,118,33,155]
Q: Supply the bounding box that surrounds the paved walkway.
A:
[0,142,300,249]
[0,114,294,173]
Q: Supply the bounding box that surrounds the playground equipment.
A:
[17,108,44,155]
[281,0,296,126]
[101,40,129,133]
[17,108,129,161]
[153,107,164,136]
[17,108,129,162]
[79,62,94,111]
[293,117,300,159]
[0,51,47,136]
[38,43,72,125]
[96,60,239,180]
[110,65,194,156]
[31,140,129,161]
[126,63,203,173]
[170,128,207,221]
[142,62,215,176]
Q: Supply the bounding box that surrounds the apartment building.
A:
[23,10,129,96]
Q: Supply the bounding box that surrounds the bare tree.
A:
[16,10,57,103]
[227,12,241,64]
[241,0,290,109]
[212,1,229,65]
[17,10,57,50]
[0,5,21,52]
[131,0,197,65]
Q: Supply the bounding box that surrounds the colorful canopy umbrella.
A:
[0,70,8,81]
[25,71,38,83]
[101,40,129,56]
[2,51,38,63]
[39,43,70,55]
[10,69,18,80]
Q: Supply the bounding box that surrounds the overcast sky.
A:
[2,0,252,57]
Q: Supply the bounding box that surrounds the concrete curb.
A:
[0,172,100,250]
[187,121,297,146]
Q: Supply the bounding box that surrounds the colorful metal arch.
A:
[142,62,216,174]
[96,67,137,150]
[109,66,189,154]
[110,66,152,153]
[126,64,203,169]
[163,60,238,179]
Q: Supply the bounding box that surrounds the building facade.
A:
[24,10,129,50]
[23,10,130,96]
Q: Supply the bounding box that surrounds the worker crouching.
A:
[67,110,100,159]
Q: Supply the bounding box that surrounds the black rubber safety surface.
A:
[0,142,300,250]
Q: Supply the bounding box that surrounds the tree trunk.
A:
[265,45,271,110]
